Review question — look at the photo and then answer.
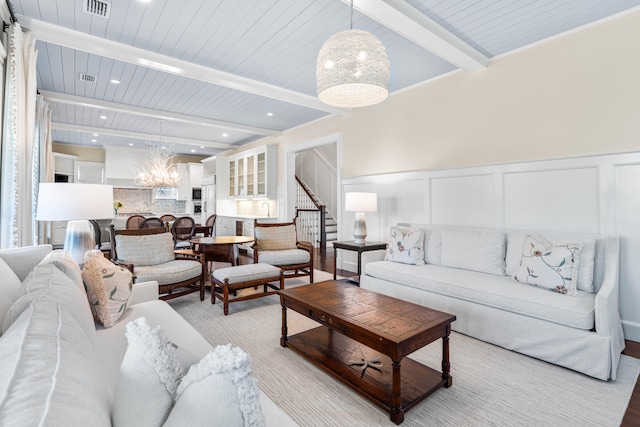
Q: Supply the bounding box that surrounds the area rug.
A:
[169,270,639,426]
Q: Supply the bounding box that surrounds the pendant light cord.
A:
[350,0,354,30]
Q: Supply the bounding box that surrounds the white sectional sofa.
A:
[360,225,625,380]
[0,244,297,426]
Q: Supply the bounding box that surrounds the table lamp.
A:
[37,183,114,266]
[344,192,377,244]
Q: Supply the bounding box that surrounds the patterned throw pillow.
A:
[82,250,134,328]
[512,235,582,296]
[385,226,425,265]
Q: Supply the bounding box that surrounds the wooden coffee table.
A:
[278,280,456,424]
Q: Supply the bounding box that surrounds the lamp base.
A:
[63,220,95,267]
[353,212,367,244]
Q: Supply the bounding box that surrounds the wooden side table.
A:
[333,240,388,282]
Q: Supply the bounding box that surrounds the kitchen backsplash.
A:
[236,199,276,217]
[113,188,187,215]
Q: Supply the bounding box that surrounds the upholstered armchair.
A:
[109,225,205,301]
[251,219,314,282]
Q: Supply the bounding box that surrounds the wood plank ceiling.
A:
[10,0,640,156]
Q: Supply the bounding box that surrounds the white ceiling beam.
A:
[19,17,346,115]
[345,0,489,71]
[52,123,236,150]
[41,90,280,137]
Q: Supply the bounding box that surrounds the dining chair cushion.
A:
[115,233,175,266]
[133,260,202,286]
[254,225,297,251]
[256,249,310,266]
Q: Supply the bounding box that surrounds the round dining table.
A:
[191,236,255,277]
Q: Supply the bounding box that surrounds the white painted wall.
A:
[342,152,640,342]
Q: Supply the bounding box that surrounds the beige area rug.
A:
[169,270,639,426]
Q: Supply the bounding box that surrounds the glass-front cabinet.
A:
[226,145,277,199]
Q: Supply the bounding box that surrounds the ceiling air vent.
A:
[83,0,111,19]
[79,73,97,83]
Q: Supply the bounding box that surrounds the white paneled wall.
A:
[341,152,640,341]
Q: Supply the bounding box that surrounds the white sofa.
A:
[360,225,625,381]
[0,244,298,426]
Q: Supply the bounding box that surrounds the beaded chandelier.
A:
[316,1,389,108]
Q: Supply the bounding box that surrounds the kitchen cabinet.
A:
[188,163,203,188]
[216,216,236,237]
[227,145,277,199]
[76,161,104,184]
[53,153,77,182]
[201,156,216,185]
[176,163,189,200]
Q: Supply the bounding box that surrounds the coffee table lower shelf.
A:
[284,326,448,420]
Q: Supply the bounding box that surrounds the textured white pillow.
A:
[425,228,442,265]
[113,318,265,427]
[0,288,110,426]
[82,250,134,328]
[164,344,266,427]
[0,258,22,334]
[385,226,425,265]
[440,228,506,275]
[512,235,581,296]
[115,232,175,266]
[112,317,184,427]
[39,249,84,290]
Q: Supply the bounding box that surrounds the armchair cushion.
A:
[115,233,175,266]
[256,249,310,266]
[254,225,297,251]
[133,260,202,286]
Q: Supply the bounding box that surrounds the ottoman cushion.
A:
[213,263,281,285]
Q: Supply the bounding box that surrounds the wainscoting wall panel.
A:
[340,152,640,341]
[503,168,600,232]
[431,174,495,227]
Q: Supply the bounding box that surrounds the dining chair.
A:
[140,217,166,230]
[126,215,145,229]
[251,218,314,282]
[203,214,216,237]
[160,214,176,222]
[171,216,195,249]
[89,219,111,255]
[109,225,204,301]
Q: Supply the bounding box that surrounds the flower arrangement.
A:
[113,200,123,216]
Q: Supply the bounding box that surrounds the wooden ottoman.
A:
[211,263,284,315]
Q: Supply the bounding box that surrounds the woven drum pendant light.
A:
[316,0,389,108]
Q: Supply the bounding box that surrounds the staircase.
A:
[296,176,337,249]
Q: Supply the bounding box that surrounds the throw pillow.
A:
[82,250,134,328]
[39,249,84,290]
[0,258,22,335]
[112,317,184,427]
[512,235,581,296]
[440,228,507,275]
[112,318,266,427]
[385,226,426,265]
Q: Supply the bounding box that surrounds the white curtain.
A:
[0,23,38,248]
[35,94,53,244]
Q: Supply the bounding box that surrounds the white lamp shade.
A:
[344,192,377,213]
[37,183,114,221]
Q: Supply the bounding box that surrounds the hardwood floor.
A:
[239,247,640,424]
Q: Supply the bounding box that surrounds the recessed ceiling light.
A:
[99,115,107,120]
[92,133,99,136]
[110,79,120,84]
[191,149,196,153]
[222,133,228,137]
[128,143,134,146]
[139,0,151,3]
[266,112,274,116]
[200,145,204,149]
[161,146,166,150]
[91,139,97,142]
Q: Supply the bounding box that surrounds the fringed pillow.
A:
[512,235,582,296]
